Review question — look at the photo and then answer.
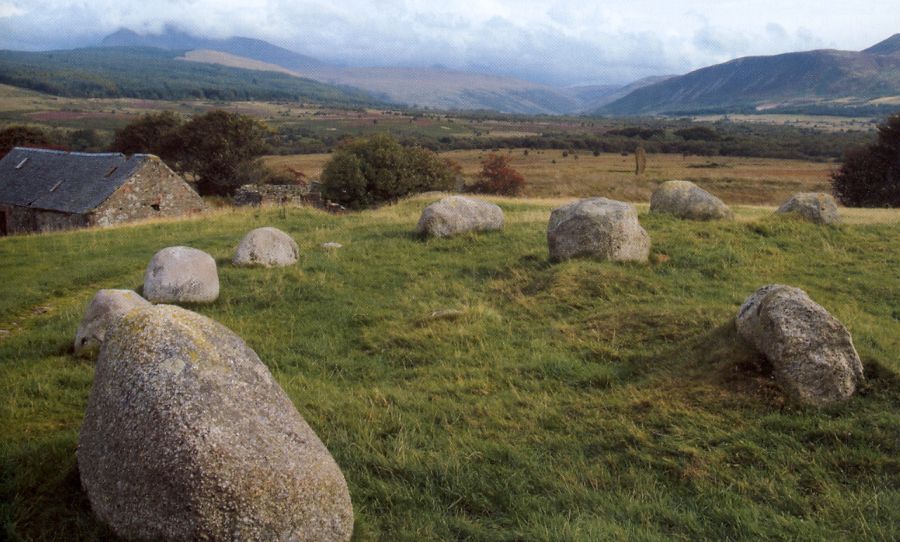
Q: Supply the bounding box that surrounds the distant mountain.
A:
[0,47,379,106]
[102,28,631,114]
[599,35,900,116]
[569,76,675,112]
[863,33,900,55]
[101,26,324,71]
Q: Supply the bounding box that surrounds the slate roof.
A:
[0,147,151,214]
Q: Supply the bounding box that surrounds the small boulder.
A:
[234,227,299,267]
[776,192,840,224]
[547,198,650,262]
[73,289,150,358]
[143,246,219,303]
[321,242,343,250]
[416,196,504,238]
[650,180,733,220]
[735,284,865,407]
[78,305,353,541]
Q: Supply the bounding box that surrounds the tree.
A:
[470,153,525,196]
[320,134,456,208]
[832,113,900,207]
[111,111,183,160]
[177,111,270,196]
[111,110,270,196]
[0,125,53,159]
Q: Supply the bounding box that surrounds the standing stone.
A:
[735,284,865,407]
[416,196,504,238]
[776,192,841,224]
[650,180,733,220]
[547,198,650,262]
[78,305,353,541]
[74,289,151,359]
[635,146,647,175]
[234,227,300,267]
[143,246,219,303]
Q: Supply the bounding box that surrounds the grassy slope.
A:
[1,199,898,541]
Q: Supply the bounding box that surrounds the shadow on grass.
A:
[1,436,117,541]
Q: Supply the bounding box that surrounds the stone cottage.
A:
[0,147,204,235]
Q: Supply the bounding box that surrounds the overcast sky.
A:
[1,1,898,86]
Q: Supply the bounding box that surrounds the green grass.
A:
[1,199,898,541]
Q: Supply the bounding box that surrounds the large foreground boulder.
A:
[650,180,733,220]
[735,284,865,407]
[143,246,219,303]
[547,198,650,262]
[78,305,353,541]
[234,227,300,267]
[776,192,840,224]
[73,289,150,358]
[416,196,504,238]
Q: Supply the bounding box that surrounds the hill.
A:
[0,47,380,105]
[101,28,660,114]
[1,198,898,539]
[101,26,325,71]
[600,35,900,116]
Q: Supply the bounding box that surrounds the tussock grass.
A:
[1,198,898,541]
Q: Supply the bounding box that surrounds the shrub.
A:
[470,153,525,196]
[320,134,456,209]
[832,113,900,207]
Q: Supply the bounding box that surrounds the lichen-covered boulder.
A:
[78,305,353,541]
[143,246,219,303]
[73,289,150,358]
[234,227,299,267]
[547,198,650,262]
[650,180,733,220]
[776,192,840,224]
[416,196,504,238]
[736,284,865,407]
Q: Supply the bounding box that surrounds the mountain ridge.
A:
[599,36,900,115]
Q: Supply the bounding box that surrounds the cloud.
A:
[0,1,897,85]
[0,2,26,18]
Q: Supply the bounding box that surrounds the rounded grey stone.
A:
[78,304,354,541]
[650,180,733,220]
[547,197,650,262]
[143,246,219,303]
[74,289,150,359]
[735,284,865,407]
[776,192,840,224]
[233,227,299,267]
[416,196,504,238]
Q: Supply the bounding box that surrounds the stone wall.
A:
[91,157,205,227]
[0,204,88,235]
[233,184,318,207]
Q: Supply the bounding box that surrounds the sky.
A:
[1,1,898,86]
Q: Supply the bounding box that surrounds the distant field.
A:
[265,150,835,204]
[691,114,878,132]
[1,198,897,540]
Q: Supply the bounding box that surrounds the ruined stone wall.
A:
[91,157,205,227]
[0,204,88,235]
[233,184,318,207]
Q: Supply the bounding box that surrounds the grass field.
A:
[265,151,835,204]
[1,197,898,541]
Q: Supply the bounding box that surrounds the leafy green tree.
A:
[832,113,900,207]
[112,110,270,196]
[177,110,270,196]
[111,111,184,160]
[0,125,52,158]
[321,134,455,208]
